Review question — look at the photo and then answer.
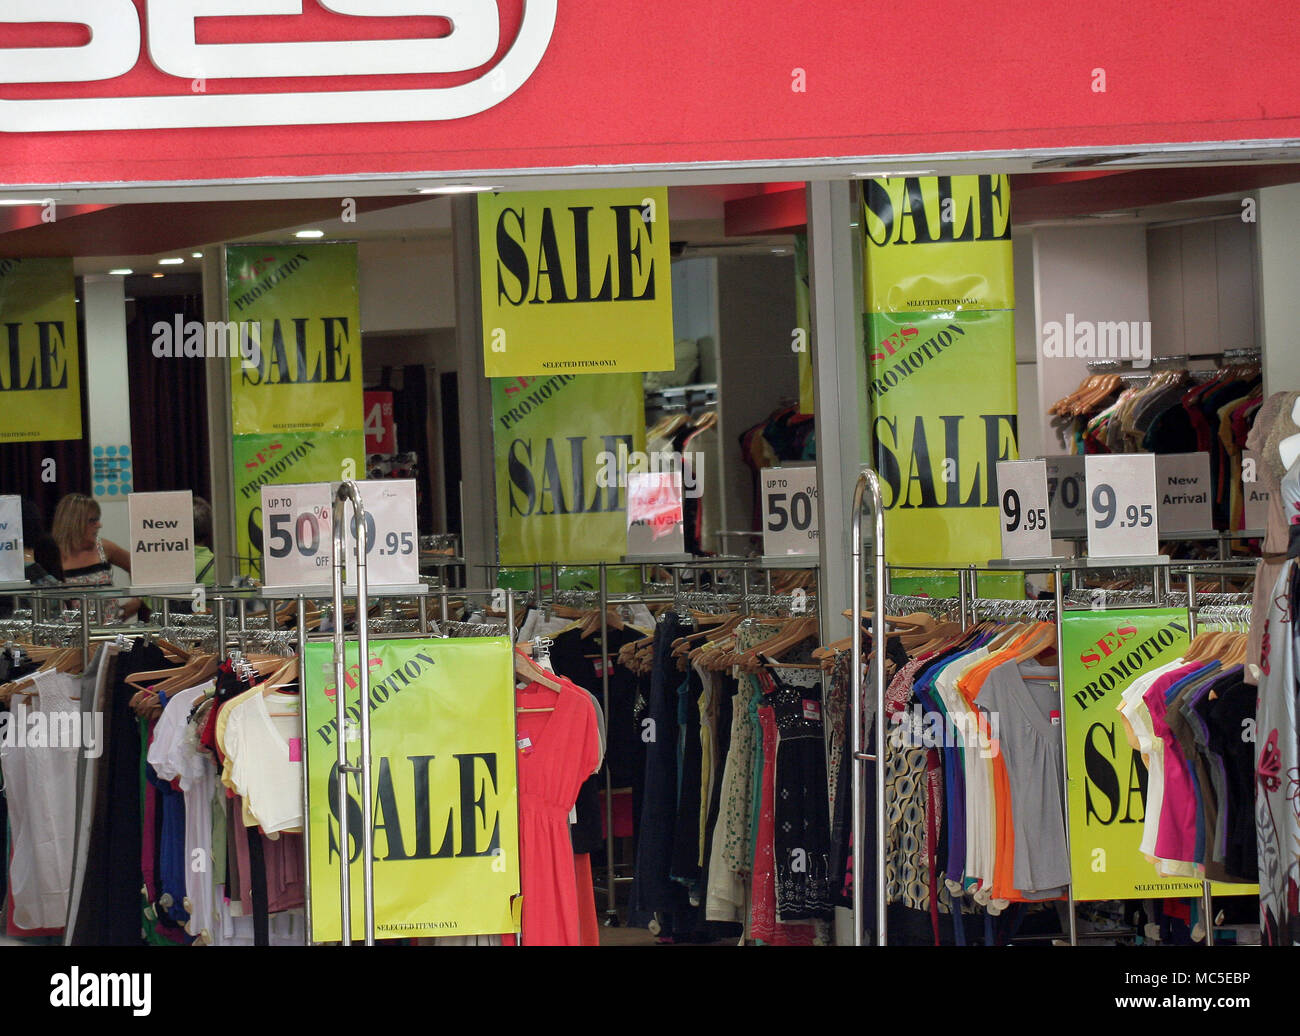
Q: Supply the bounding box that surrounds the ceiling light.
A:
[852,170,936,178]
[0,199,46,206]
[158,257,184,265]
[295,229,325,239]
[152,273,165,279]
[109,268,133,275]
[415,185,499,195]
[192,252,203,259]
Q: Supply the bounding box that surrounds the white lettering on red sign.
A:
[0,0,556,131]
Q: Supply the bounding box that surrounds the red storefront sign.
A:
[0,1,1298,187]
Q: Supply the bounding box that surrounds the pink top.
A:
[1144,663,1203,863]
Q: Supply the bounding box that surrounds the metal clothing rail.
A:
[849,467,888,946]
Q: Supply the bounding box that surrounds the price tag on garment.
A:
[761,464,820,556]
[1084,454,1159,558]
[260,482,335,588]
[1243,449,1271,531]
[995,460,1053,559]
[342,479,419,588]
[0,495,24,583]
[128,490,195,587]
[1045,455,1087,537]
[625,471,685,557]
[1154,452,1212,534]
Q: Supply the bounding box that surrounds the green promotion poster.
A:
[1060,609,1255,899]
[794,233,813,416]
[302,637,520,942]
[226,243,365,575]
[226,244,364,436]
[0,257,82,442]
[492,373,646,567]
[867,309,1020,597]
[233,430,363,578]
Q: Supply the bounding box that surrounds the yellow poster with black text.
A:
[233,429,364,578]
[0,257,81,441]
[478,188,674,377]
[868,310,1018,576]
[1060,609,1257,899]
[862,175,1014,313]
[493,374,646,566]
[303,637,520,942]
[226,243,363,436]
[794,234,813,415]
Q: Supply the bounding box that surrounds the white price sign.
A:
[128,490,195,587]
[1085,455,1159,558]
[260,483,335,588]
[1242,449,1271,531]
[0,495,24,583]
[995,460,1053,559]
[626,471,686,557]
[1154,453,1212,534]
[1045,455,1087,536]
[761,465,819,556]
[342,480,420,587]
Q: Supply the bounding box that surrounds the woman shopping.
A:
[52,493,144,620]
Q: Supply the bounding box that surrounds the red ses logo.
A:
[0,1,556,132]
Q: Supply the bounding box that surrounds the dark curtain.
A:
[125,295,211,500]
[377,365,436,534]
[440,371,462,538]
[0,313,90,528]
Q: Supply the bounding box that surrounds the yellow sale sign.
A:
[861,175,1014,313]
[0,257,82,442]
[226,243,363,437]
[303,637,520,942]
[478,188,675,377]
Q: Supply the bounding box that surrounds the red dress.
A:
[514,678,599,946]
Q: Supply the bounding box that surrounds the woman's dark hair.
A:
[193,496,213,547]
[21,498,62,580]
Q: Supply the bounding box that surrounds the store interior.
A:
[2,156,1296,946]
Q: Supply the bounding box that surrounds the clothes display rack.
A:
[845,514,1261,946]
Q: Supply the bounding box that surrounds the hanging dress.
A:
[514,677,600,946]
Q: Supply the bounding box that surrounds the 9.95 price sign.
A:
[1084,455,1159,558]
[995,460,1053,560]
[342,479,420,588]
[761,466,819,557]
[260,483,334,589]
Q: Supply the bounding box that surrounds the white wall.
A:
[1012,230,1042,459]
[1256,183,1300,397]
[358,237,456,335]
[1032,225,1151,454]
[1147,218,1257,359]
[82,274,133,584]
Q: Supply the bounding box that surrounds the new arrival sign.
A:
[1060,609,1254,900]
[478,187,675,377]
[303,637,520,943]
[0,257,82,442]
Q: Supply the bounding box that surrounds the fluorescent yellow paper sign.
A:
[478,188,675,376]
